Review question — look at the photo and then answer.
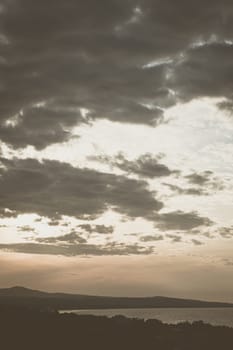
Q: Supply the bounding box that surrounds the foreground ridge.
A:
[0,305,233,350]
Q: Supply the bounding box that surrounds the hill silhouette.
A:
[0,286,232,310]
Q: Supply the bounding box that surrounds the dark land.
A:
[1,304,233,350]
[1,287,233,349]
[1,286,233,310]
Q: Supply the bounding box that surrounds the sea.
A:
[60,308,233,328]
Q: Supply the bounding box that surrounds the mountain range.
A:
[0,286,232,310]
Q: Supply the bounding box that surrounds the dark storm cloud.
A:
[90,153,177,178]
[1,1,233,149]
[0,104,86,150]
[170,42,233,102]
[155,210,213,231]
[78,224,114,235]
[0,157,163,219]
[0,241,153,256]
[138,0,233,55]
[0,0,167,149]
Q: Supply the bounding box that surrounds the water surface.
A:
[60,307,233,327]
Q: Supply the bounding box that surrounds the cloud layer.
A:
[0,242,153,256]
[0,1,232,265]
[1,0,233,149]
[0,157,163,219]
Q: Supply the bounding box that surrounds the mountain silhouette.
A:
[0,286,232,310]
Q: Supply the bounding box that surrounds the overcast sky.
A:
[0,0,233,301]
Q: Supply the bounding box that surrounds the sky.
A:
[0,0,233,301]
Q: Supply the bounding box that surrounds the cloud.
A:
[202,231,214,239]
[78,224,114,235]
[155,210,213,231]
[218,99,233,114]
[0,0,169,149]
[18,225,35,233]
[222,258,233,267]
[139,0,233,56]
[218,226,233,239]
[196,226,233,240]
[0,104,86,150]
[166,234,182,243]
[170,42,233,102]
[0,242,153,256]
[140,234,164,242]
[91,153,177,178]
[0,208,18,218]
[47,219,61,226]
[0,157,163,220]
[34,217,42,222]
[164,183,206,196]
[164,171,225,196]
[191,239,203,246]
[36,232,87,244]
[1,1,233,149]
[185,171,213,185]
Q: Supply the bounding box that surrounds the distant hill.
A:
[0,286,50,297]
[0,286,232,310]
